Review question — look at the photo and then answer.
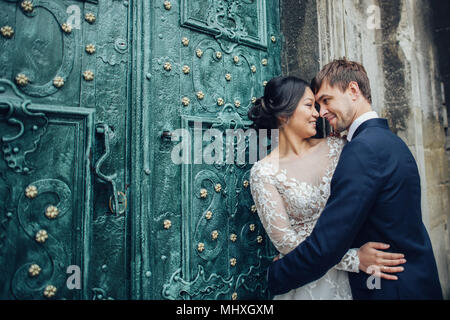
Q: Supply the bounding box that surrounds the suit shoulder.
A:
[355,126,409,151]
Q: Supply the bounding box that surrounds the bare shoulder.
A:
[309,137,327,147]
[258,147,280,164]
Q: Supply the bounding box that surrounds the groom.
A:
[267,58,443,299]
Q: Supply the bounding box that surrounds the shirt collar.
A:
[346,111,379,141]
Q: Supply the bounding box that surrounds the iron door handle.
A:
[94,123,127,215]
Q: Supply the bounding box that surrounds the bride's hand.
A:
[358,242,406,280]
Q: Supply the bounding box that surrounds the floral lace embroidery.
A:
[250,137,359,299]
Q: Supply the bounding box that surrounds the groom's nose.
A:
[319,104,328,118]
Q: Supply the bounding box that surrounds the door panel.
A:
[145,0,281,300]
[0,79,94,299]
[0,0,131,300]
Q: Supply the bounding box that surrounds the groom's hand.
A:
[358,242,406,280]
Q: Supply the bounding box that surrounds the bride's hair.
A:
[248,76,310,131]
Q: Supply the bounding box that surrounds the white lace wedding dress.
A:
[250,136,360,300]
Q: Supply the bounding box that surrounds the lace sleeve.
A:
[334,248,360,273]
[250,163,307,256]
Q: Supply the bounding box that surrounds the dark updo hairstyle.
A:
[247,76,310,131]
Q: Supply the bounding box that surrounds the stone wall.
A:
[430,2,450,298]
[281,0,450,298]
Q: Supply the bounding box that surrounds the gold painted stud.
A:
[251,97,256,104]
[251,205,257,213]
[217,98,224,106]
[85,12,96,24]
[205,211,213,220]
[234,100,241,108]
[182,65,190,74]
[251,65,256,73]
[85,44,96,54]
[164,1,172,10]
[163,219,172,229]
[249,224,255,232]
[216,51,222,59]
[196,91,205,100]
[211,230,219,240]
[214,184,222,192]
[45,205,59,219]
[181,97,190,106]
[16,74,29,87]
[230,258,237,267]
[25,185,37,198]
[233,56,240,64]
[257,235,263,243]
[261,58,268,66]
[163,62,172,71]
[197,242,205,252]
[230,233,237,242]
[271,36,276,43]
[28,264,41,277]
[243,180,249,188]
[83,70,94,81]
[0,26,14,38]
[196,49,203,58]
[61,23,72,34]
[232,292,237,300]
[263,81,268,87]
[225,73,232,81]
[200,188,208,198]
[21,1,34,13]
[181,37,189,46]
[43,285,57,298]
[35,230,48,243]
[53,77,64,88]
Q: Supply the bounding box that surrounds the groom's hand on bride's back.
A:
[358,242,406,280]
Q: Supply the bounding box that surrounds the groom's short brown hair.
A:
[312,57,372,103]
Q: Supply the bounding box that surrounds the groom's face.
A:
[315,81,355,132]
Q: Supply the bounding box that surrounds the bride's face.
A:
[282,87,319,138]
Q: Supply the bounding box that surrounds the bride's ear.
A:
[277,116,289,128]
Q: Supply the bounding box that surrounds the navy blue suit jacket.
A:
[268,119,443,299]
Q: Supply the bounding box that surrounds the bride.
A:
[248,76,406,300]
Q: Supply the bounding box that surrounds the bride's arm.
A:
[334,248,360,273]
[250,166,306,256]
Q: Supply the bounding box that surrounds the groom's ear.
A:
[347,81,360,101]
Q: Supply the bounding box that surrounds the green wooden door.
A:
[0,0,131,299]
[140,0,281,300]
[0,0,281,300]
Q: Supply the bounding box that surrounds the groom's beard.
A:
[335,121,347,133]
[334,109,354,132]
[328,116,346,133]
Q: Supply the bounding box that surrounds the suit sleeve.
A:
[267,140,382,296]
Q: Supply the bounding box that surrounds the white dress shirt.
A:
[346,111,379,141]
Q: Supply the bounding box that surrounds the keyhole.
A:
[114,38,128,53]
